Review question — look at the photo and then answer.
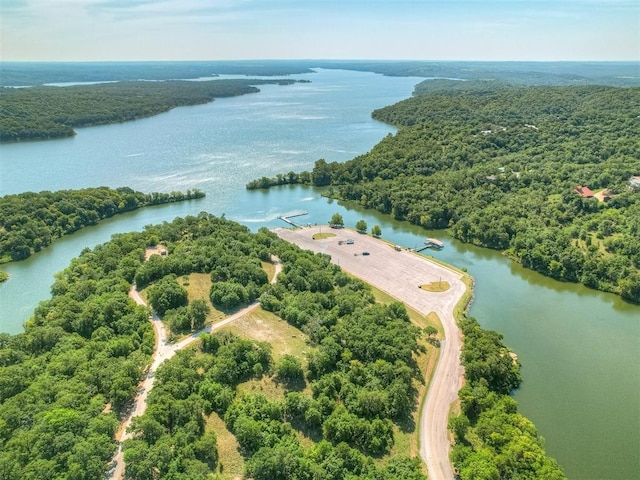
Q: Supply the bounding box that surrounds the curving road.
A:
[275,226,465,480]
[108,259,282,480]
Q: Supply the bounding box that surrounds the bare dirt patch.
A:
[144,245,167,261]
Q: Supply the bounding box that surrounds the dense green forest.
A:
[0,187,204,263]
[0,214,425,478]
[124,215,427,478]
[249,83,640,302]
[449,317,565,479]
[0,78,297,142]
[0,227,155,479]
[0,212,562,478]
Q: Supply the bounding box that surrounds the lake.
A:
[0,68,638,479]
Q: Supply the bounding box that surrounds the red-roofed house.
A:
[575,186,594,198]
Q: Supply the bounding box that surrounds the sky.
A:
[1,0,639,62]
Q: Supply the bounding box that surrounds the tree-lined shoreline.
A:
[248,82,640,302]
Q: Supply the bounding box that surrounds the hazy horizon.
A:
[1,1,638,62]
[1,59,639,64]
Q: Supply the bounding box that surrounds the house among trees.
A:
[575,185,594,198]
[629,176,640,188]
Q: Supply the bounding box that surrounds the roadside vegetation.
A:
[0,187,204,263]
[248,83,640,302]
[0,79,298,142]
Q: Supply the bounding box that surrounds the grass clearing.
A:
[426,311,444,337]
[312,232,336,240]
[261,260,276,283]
[221,308,313,362]
[573,234,615,257]
[420,280,450,292]
[205,412,244,480]
[237,375,288,401]
[180,272,226,323]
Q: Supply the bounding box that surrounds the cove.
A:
[0,68,638,480]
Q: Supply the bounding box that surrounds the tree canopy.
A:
[124,228,428,479]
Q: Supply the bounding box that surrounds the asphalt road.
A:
[276,226,465,480]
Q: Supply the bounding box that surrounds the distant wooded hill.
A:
[0,61,315,86]
[2,60,638,87]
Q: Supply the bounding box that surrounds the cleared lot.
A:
[275,226,466,480]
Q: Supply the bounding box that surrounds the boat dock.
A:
[278,211,308,227]
[424,238,444,249]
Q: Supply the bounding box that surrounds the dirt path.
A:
[108,259,282,480]
[275,227,465,480]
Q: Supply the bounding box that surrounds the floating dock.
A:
[278,211,308,227]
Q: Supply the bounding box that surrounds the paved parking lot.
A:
[275,225,466,480]
[275,226,465,318]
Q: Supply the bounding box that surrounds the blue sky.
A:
[1,0,638,61]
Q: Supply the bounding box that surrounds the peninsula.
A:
[0,187,205,263]
[0,78,299,142]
